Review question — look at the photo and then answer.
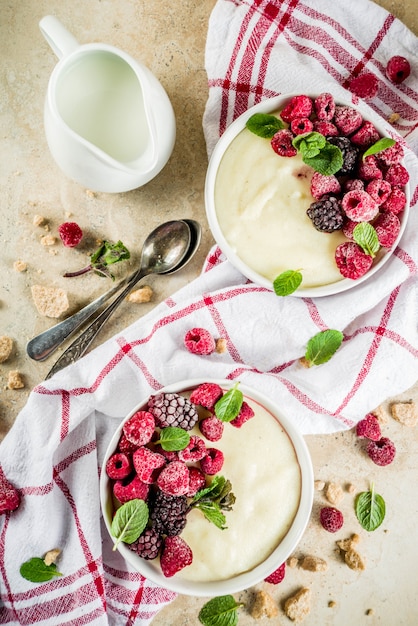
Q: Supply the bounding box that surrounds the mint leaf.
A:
[246,113,284,138]
[353,222,380,258]
[355,483,386,531]
[303,143,343,175]
[292,131,326,157]
[191,476,236,529]
[64,239,130,279]
[363,138,396,160]
[199,595,244,626]
[214,383,243,422]
[155,427,190,451]
[111,499,149,550]
[273,269,303,296]
[20,558,62,583]
[304,329,344,366]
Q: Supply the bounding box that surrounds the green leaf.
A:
[20,558,62,583]
[111,499,149,550]
[303,143,343,175]
[155,427,190,451]
[214,383,243,422]
[194,501,227,530]
[355,483,386,531]
[363,138,396,160]
[292,131,326,157]
[199,595,244,626]
[246,113,285,138]
[273,269,303,296]
[353,222,380,258]
[304,329,344,367]
[191,476,236,530]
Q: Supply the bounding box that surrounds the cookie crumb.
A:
[325,481,344,505]
[300,555,328,572]
[344,548,366,571]
[85,189,96,198]
[44,548,61,566]
[0,336,14,363]
[7,370,24,390]
[284,587,311,622]
[314,479,325,491]
[328,600,337,608]
[372,405,388,424]
[215,337,227,354]
[250,590,278,619]
[337,533,360,552]
[31,285,70,318]
[387,113,400,124]
[40,234,56,246]
[14,260,27,272]
[299,356,310,368]
[127,285,153,303]
[390,401,417,427]
[346,483,356,494]
[287,555,299,568]
[366,608,374,616]
[33,214,46,227]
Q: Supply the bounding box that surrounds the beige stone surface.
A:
[0,1,417,625]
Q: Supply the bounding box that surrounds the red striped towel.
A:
[1,1,417,624]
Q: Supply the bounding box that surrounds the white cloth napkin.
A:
[1,1,417,624]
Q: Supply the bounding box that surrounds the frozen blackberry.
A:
[148,392,198,430]
[307,196,344,232]
[129,528,162,560]
[327,136,359,175]
[150,490,188,536]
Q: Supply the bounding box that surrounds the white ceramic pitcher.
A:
[39,16,176,193]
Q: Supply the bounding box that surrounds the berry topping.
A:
[341,190,379,222]
[186,467,206,496]
[157,460,190,496]
[117,433,138,455]
[189,382,224,411]
[178,435,207,462]
[313,120,339,136]
[350,121,380,148]
[343,178,364,192]
[367,437,396,466]
[342,219,357,240]
[358,155,383,181]
[335,242,374,280]
[365,179,392,205]
[184,327,216,355]
[199,415,224,441]
[271,129,297,157]
[348,72,378,99]
[327,136,359,175]
[307,196,345,232]
[385,163,410,186]
[333,105,362,135]
[0,476,20,514]
[314,92,335,121]
[122,410,155,447]
[230,401,255,428]
[310,171,341,199]
[113,475,150,503]
[290,117,314,135]
[386,55,411,84]
[133,446,166,483]
[160,535,193,577]
[280,94,313,122]
[381,187,407,215]
[105,452,132,480]
[129,528,162,560]
[200,447,224,475]
[150,491,188,536]
[264,562,286,584]
[356,413,382,441]
[320,506,344,532]
[377,141,404,166]
[373,211,401,248]
[148,392,198,430]
[58,221,83,247]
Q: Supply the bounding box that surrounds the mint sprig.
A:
[64,240,130,279]
[20,557,63,583]
[246,113,285,138]
[362,138,396,160]
[154,426,190,451]
[214,383,243,422]
[355,483,386,531]
[304,329,344,366]
[191,475,236,530]
[353,222,380,258]
[273,269,303,296]
[199,595,245,626]
[293,131,343,175]
[110,499,149,550]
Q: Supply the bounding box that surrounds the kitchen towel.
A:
[1,1,417,624]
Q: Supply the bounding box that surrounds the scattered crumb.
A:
[33,214,46,227]
[325,482,344,505]
[43,548,61,566]
[127,285,153,304]
[31,284,70,318]
[390,401,417,427]
[14,260,27,272]
[250,590,278,619]
[287,556,299,568]
[300,555,328,572]
[40,234,56,246]
[372,405,388,424]
[49,249,58,255]
[337,534,360,553]
[85,189,96,198]
[215,337,227,354]
[328,600,337,608]
[346,483,356,494]
[366,608,374,616]
[7,370,24,390]
[314,479,325,491]
[65,211,73,219]
[299,356,310,368]
[284,587,311,622]
[344,548,366,571]
[0,336,14,363]
[387,112,400,124]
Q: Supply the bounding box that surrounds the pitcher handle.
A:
[39,15,79,59]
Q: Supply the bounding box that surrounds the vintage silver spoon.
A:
[44,219,201,379]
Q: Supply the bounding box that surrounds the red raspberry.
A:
[290,117,314,135]
[333,105,363,135]
[358,155,383,181]
[106,452,132,480]
[113,475,150,503]
[367,437,396,466]
[184,327,216,355]
[373,211,401,248]
[264,562,286,584]
[365,179,392,205]
[280,95,313,122]
[348,73,378,99]
[313,120,339,137]
[154,444,178,462]
[160,535,193,577]
[320,507,344,533]
[342,219,357,240]
[356,413,381,441]
[341,190,379,222]
[178,435,206,462]
[186,466,206,496]
[381,187,407,215]
[123,411,155,447]
[200,448,224,475]
[199,415,224,442]
[350,121,380,148]
[377,141,404,166]
[335,242,373,280]
[386,56,411,84]
[189,382,223,411]
[157,460,190,496]
[310,172,341,200]
[343,178,364,192]
[58,222,83,247]
[117,433,138,455]
[133,447,166,483]
[385,163,409,186]
[0,476,20,514]
[271,129,297,157]
[230,401,255,428]
[314,92,335,121]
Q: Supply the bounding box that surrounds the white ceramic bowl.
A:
[100,379,313,596]
[205,93,410,297]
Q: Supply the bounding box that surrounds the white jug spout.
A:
[39,16,79,59]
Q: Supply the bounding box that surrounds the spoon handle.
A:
[45,269,146,379]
